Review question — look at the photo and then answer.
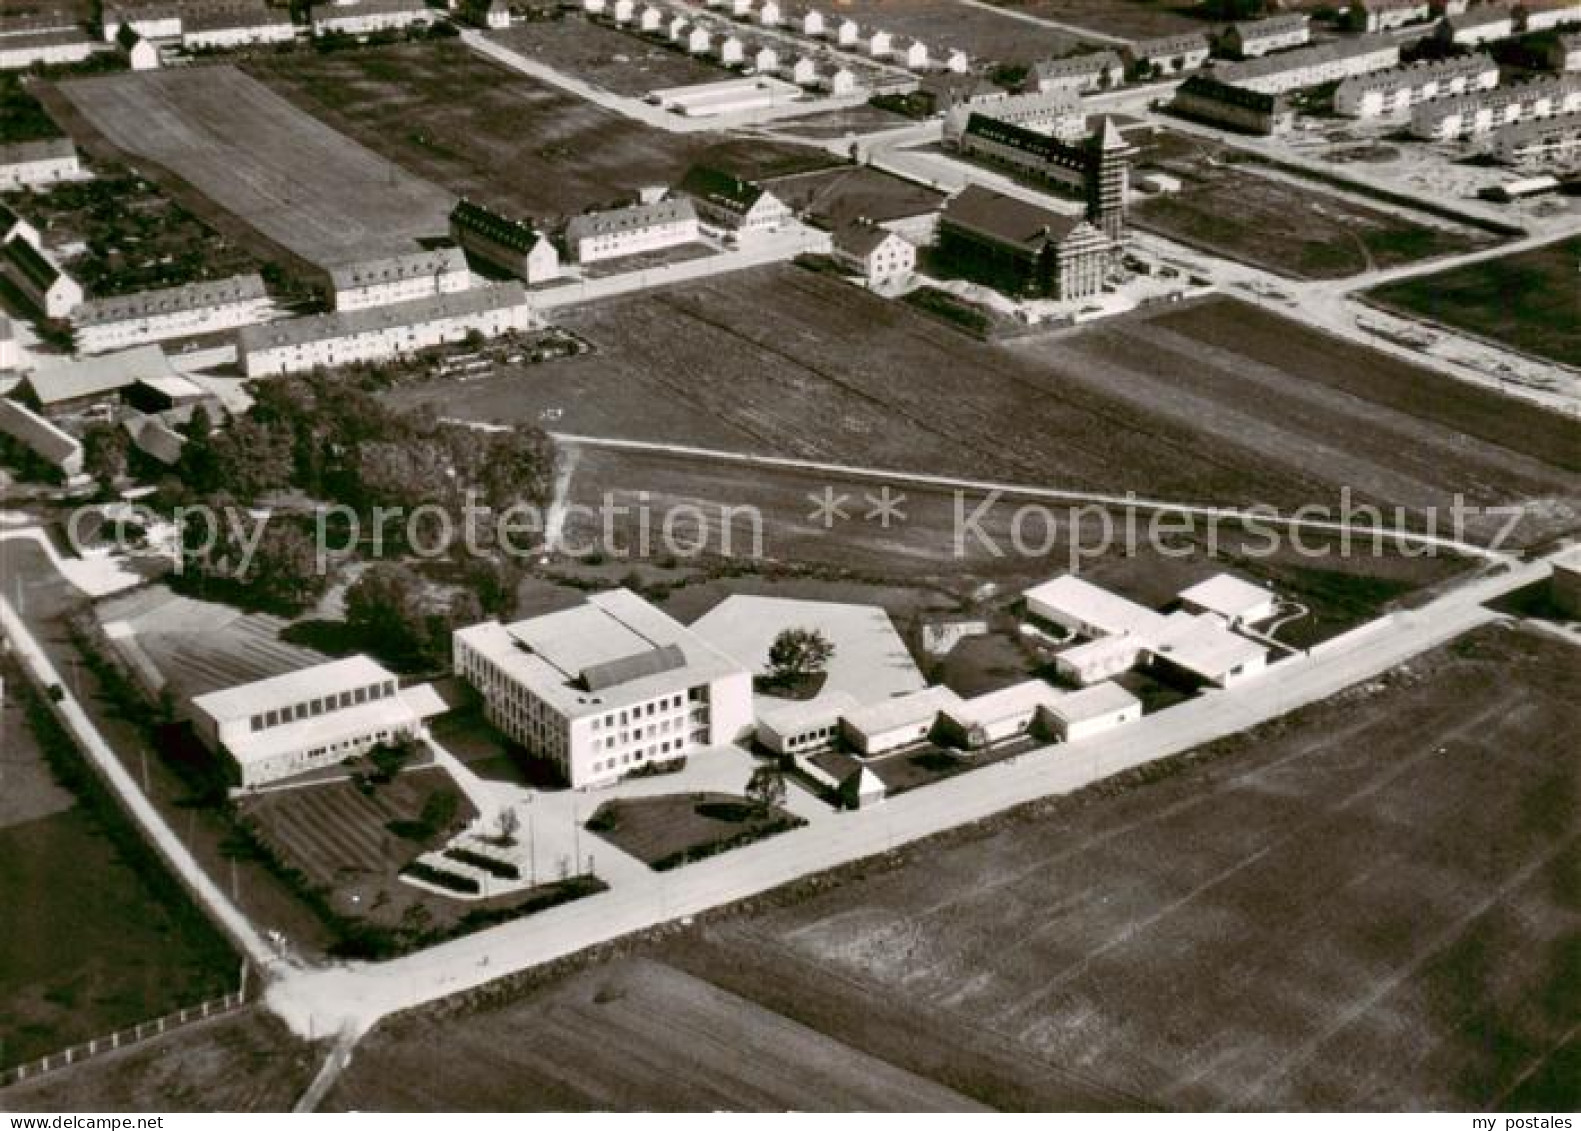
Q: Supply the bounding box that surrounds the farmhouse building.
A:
[1437,4,1516,43]
[1031,50,1125,93]
[116,24,160,69]
[449,199,560,284]
[1410,74,1581,137]
[1,235,83,320]
[1214,35,1401,93]
[1170,74,1295,133]
[73,273,272,354]
[182,7,297,49]
[453,589,754,787]
[1335,53,1499,116]
[563,197,700,264]
[1124,33,1212,76]
[0,139,81,190]
[678,165,791,234]
[1221,13,1311,57]
[1347,0,1432,31]
[831,220,916,285]
[328,247,471,311]
[311,0,436,37]
[0,28,98,69]
[238,281,532,377]
[936,186,1112,302]
[191,656,430,788]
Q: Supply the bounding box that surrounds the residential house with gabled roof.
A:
[449,199,561,284]
[1221,13,1310,57]
[1031,49,1125,93]
[328,247,470,311]
[1,235,82,320]
[831,219,916,285]
[181,6,297,50]
[677,165,791,234]
[73,273,273,353]
[563,197,699,263]
[1437,3,1516,43]
[1124,32,1211,76]
[1346,0,1432,31]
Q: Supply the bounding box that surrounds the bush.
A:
[401,860,481,894]
[443,847,520,880]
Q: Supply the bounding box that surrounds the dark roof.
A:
[677,165,768,214]
[834,219,900,257]
[1176,73,1288,111]
[564,198,697,244]
[775,167,944,229]
[1033,50,1123,79]
[580,644,688,692]
[74,274,267,327]
[1228,13,1309,35]
[3,235,64,294]
[940,185,1087,249]
[184,6,294,31]
[450,199,545,253]
[1127,32,1211,57]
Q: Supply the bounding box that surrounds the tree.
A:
[745,764,786,814]
[419,787,460,840]
[767,627,836,683]
[247,521,327,612]
[82,423,129,492]
[494,807,520,846]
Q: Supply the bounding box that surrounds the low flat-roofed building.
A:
[328,248,470,312]
[1024,574,1169,639]
[450,199,559,284]
[1124,32,1212,75]
[564,197,699,264]
[1178,573,1277,626]
[1148,612,1268,688]
[0,395,84,482]
[0,138,80,191]
[453,589,754,787]
[191,656,427,787]
[237,281,533,377]
[1222,13,1310,58]
[1044,681,1141,741]
[1334,53,1499,117]
[841,685,963,755]
[757,691,859,755]
[0,27,97,69]
[1214,35,1400,94]
[1055,632,1149,686]
[182,6,297,50]
[1170,73,1295,134]
[17,343,177,418]
[936,679,1065,748]
[73,273,271,354]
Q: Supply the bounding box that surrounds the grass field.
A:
[245,40,837,223]
[395,264,1578,545]
[49,66,456,268]
[490,15,727,96]
[0,661,238,1067]
[820,0,1090,62]
[1,1008,320,1113]
[1132,138,1494,279]
[1364,235,1581,368]
[588,791,805,871]
[327,958,986,1111]
[328,623,1580,1110]
[980,0,1205,39]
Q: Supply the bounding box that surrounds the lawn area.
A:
[490,15,726,96]
[1364,235,1581,368]
[980,0,1206,39]
[1,1008,320,1113]
[824,0,1091,62]
[244,40,837,223]
[588,791,805,871]
[0,663,238,1067]
[1132,149,1494,279]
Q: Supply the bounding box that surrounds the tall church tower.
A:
[1084,117,1135,245]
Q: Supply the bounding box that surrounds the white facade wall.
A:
[76,295,272,354]
[1335,61,1498,117]
[0,37,95,68]
[183,21,297,49]
[570,215,699,263]
[0,153,80,190]
[1054,700,1141,742]
[333,266,469,312]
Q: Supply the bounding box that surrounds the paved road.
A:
[262,555,1549,1040]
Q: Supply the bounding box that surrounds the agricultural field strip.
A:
[551,433,1514,558]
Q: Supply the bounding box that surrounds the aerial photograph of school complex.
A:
[0,0,1576,1117]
